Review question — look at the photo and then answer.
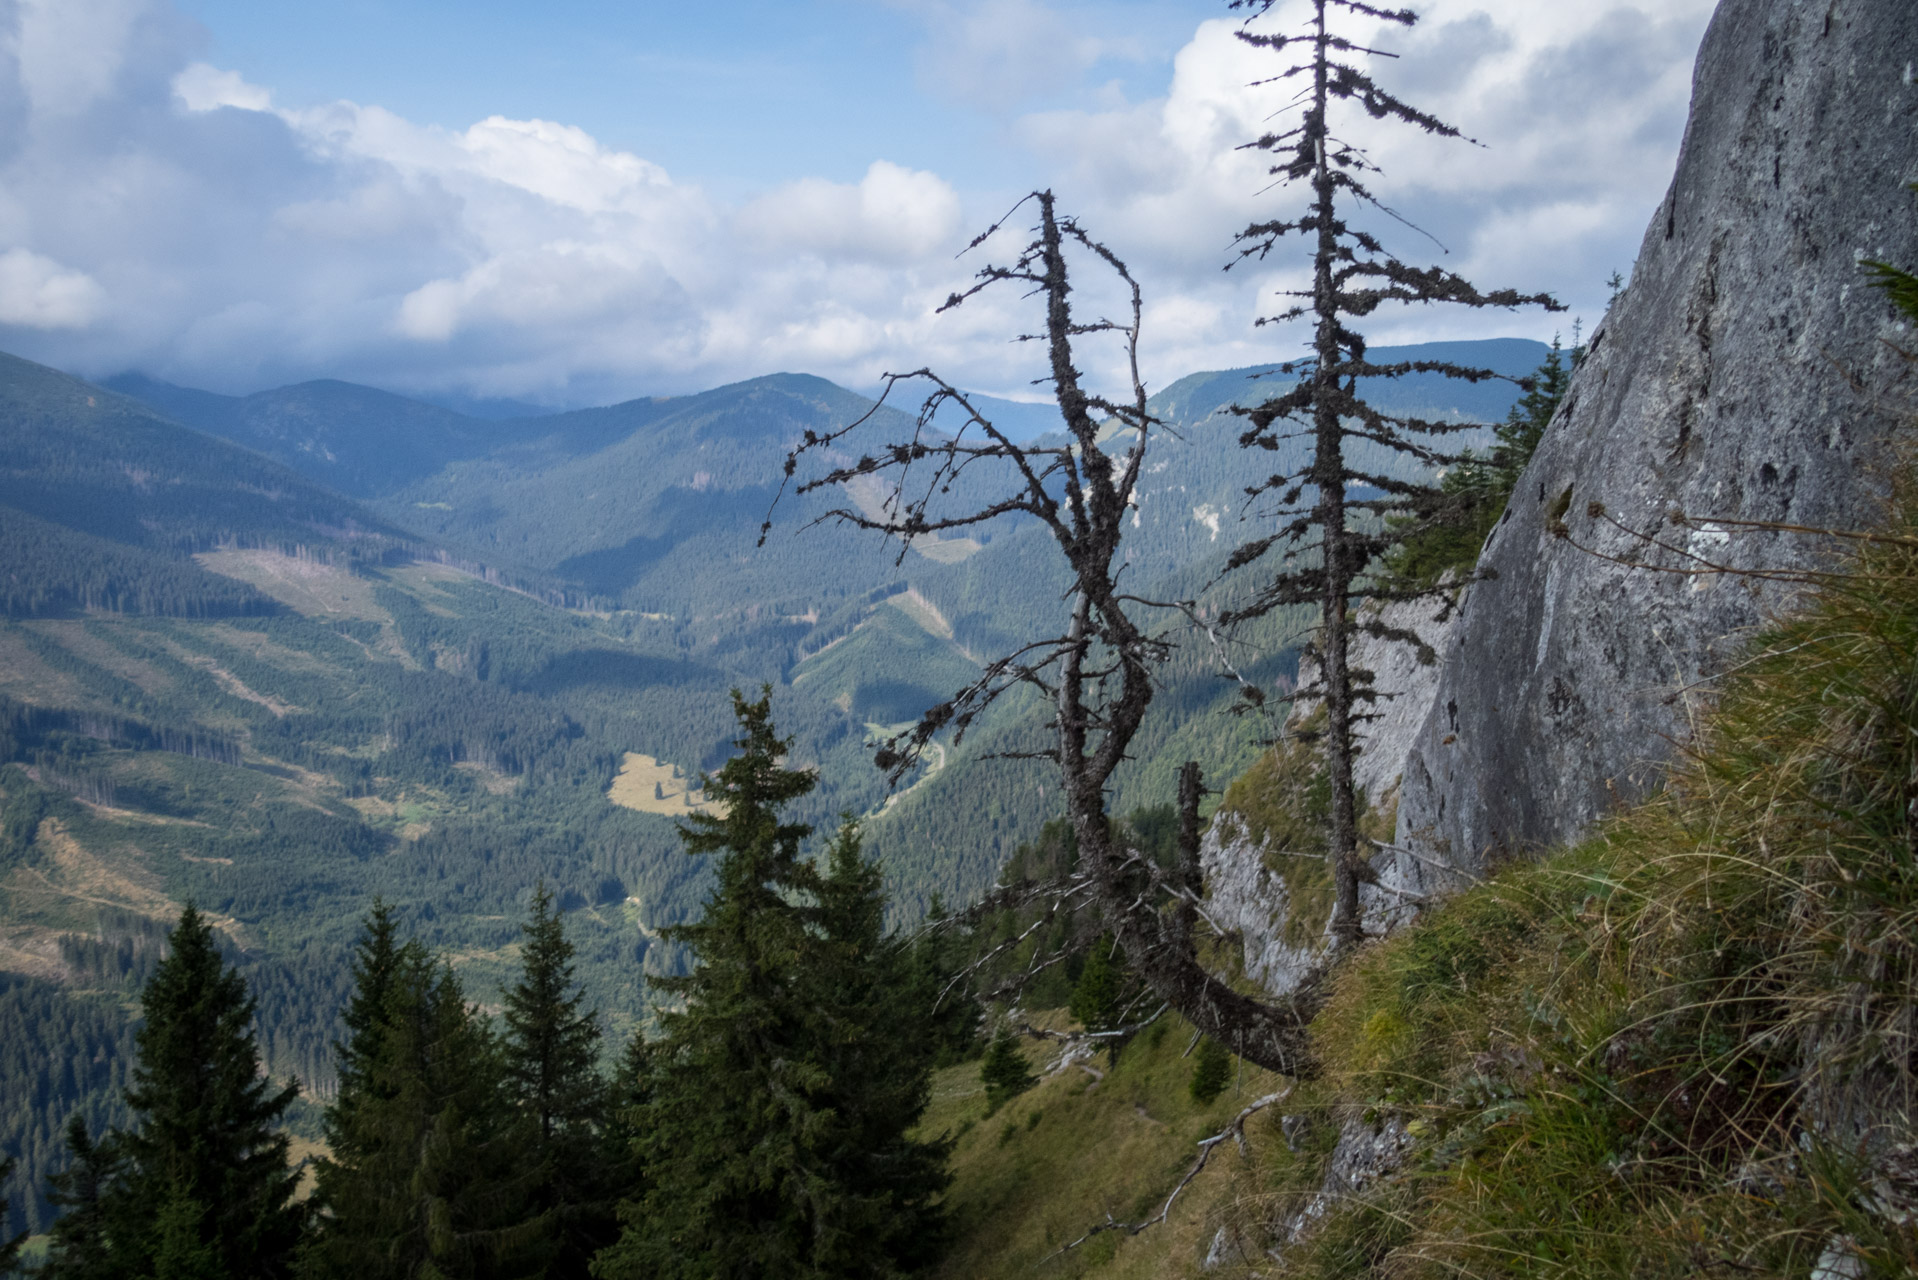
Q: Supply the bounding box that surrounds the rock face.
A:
[1392,0,1918,883]
[1206,596,1452,994]
[1199,1113,1416,1270]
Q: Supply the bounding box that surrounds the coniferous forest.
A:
[28,694,950,1279]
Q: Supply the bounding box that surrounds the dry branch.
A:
[777,191,1326,1076]
[1047,1086,1294,1258]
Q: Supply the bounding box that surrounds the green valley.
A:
[0,337,1542,1242]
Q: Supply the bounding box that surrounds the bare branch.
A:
[774,191,1330,1077]
[1048,1087,1294,1258]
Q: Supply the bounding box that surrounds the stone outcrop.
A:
[1200,1112,1416,1270]
[1200,817,1324,996]
[1205,596,1452,994]
[1391,0,1918,886]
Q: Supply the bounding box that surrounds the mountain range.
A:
[0,335,1545,1235]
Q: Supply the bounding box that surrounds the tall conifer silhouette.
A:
[598,692,943,1279]
[41,906,304,1279]
[504,884,611,1274]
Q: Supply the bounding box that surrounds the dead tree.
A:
[1225,0,1560,948]
[777,192,1322,1075]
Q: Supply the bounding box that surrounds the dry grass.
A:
[886,588,955,642]
[27,622,176,696]
[0,628,91,706]
[841,474,983,563]
[195,549,391,623]
[607,752,722,817]
[285,1133,331,1202]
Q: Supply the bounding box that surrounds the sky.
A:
[0,0,1719,407]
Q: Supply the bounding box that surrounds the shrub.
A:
[1189,1036,1232,1106]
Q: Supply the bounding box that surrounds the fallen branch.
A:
[1369,837,1481,884]
[1047,1086,1293,1259]
[1015,1003,1168,1046]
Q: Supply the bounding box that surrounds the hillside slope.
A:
[99,374,523,499]
[0,354,400,557]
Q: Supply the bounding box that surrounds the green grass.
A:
[1241,462,1918,1278]
[933,462,1918,1280]
[921,1013,1295,1279]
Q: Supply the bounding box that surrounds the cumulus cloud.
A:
[1025,4,1701,372]
[172,61,269,112]
[1023,0,1717,380]
[0,0,1717,403]
[739,162,963,263]
[0,249,105,328]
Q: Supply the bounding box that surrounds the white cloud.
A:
[0,0,1717,403]
[898,0,1116,109]
[14,0,150,117]
[739,162,963,263]
[1014,0,1716,383]
[172,61,270,113]
[0,248,105,328]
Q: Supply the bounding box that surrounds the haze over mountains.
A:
[0,335,1544,1234]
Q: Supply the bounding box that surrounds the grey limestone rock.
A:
[1199,815,1324,997]
[1205,595,1453,994]
[1394,0,1918,880]
[1260,1114,1416,1268]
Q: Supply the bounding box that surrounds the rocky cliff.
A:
[1389,0,1918,891]
[1204,596,1452,993]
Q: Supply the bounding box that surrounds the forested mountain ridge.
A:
[0,338,1542,1242]
[0,353,403,560]
[99,373,526,501]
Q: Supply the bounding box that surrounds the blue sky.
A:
[169,0,1214,197]
[0,0,1718,404]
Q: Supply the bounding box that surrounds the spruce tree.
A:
[1226,0,1560,946]
[1489,336,1573,487]
[304,935,548,1279]
[597,692,945,1280]
[0,1157,23,1274]
[1068,937,1121,1035]
[597,1031,654,1218]
[151,1179,223,1280]
[907,897,982,1068]
[979,1028,1036,1115]
[41,1116,129,1279]
[1189,1037,1232,1106]
[801,821,949,1275]
[596,689,828,1280]
[1381,336,1576,589]
[116,904,303,1278]
[503,884,609,1275]
[328,899,402,1143]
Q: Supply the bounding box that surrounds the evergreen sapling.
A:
[1189,1037,1233,1106]
[980,1028,1037,1115]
